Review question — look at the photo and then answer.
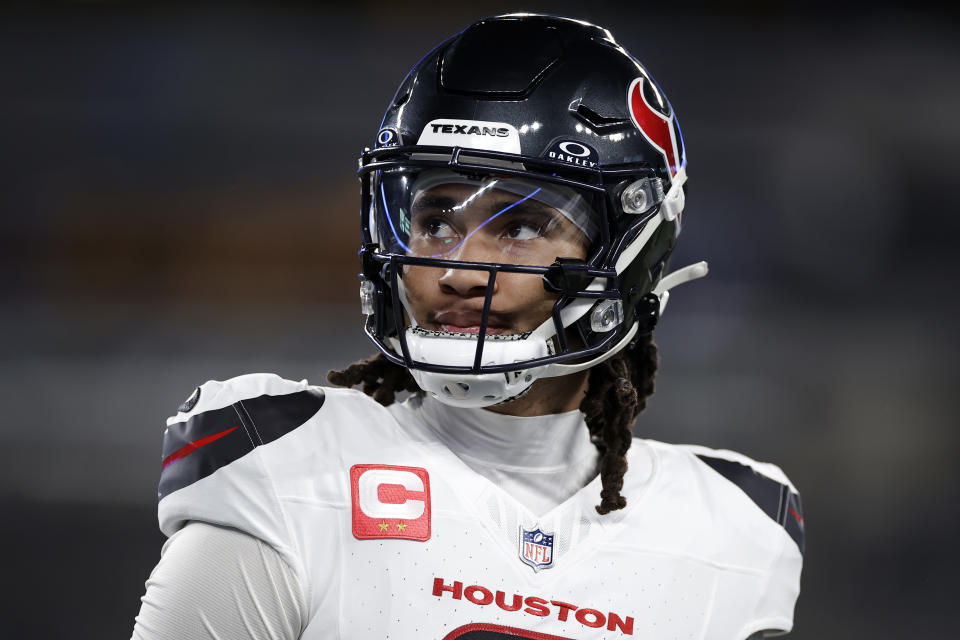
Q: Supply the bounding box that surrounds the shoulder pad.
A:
[159,374,325,500]
[685,445,804,554]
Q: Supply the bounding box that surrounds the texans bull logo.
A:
[627,77,683,178]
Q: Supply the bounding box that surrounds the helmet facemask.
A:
[358,146,678,408]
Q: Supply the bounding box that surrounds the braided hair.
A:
[327,333,659,515]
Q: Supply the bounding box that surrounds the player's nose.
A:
[438,241,499,297]
[438,263,497,297]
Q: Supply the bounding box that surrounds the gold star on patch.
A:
[396,522,407,532]
[378,522,388,532]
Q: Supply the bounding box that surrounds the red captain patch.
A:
[350,464,431,541]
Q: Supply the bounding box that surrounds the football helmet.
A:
[357,13,707,407]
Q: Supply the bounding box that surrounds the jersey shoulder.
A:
[664,441,805,555]
[640,440,804,636]
[158,373,327,501]
[157,373,396,536]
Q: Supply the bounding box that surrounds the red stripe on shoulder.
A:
[161,426,239,469]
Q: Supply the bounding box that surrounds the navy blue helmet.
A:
[356,13,704,407]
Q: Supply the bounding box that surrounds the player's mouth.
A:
[437,324,508,335]
[432,310,511,335]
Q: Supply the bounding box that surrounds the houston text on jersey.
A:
[432,577,635,635]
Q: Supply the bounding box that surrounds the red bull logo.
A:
[627,77,682,178]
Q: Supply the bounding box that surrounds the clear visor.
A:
[375,169,598,267]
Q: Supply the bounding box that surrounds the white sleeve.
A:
[131,522,306,640]
[746,531,804,637]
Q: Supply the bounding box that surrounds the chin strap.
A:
[538,259,708,379]
[653,260,708,315]
[539,320,640,378]
[660,166,687,222]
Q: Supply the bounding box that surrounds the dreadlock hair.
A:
[579,332,659,514]
[326,352,420,406]
[327,332,659,515]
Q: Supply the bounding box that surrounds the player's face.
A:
[401,182,590,335]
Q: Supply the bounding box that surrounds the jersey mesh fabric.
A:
[131,522,304,640]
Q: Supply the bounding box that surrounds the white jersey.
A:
[148,373,803,640]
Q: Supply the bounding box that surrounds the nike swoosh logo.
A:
[162,426,239,469]
[788,506,804,527]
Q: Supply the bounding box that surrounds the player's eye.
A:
[503,221,543,241]
[424,217,457,238]
[498,208,559,243]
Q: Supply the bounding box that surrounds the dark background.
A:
[1,2,958,638]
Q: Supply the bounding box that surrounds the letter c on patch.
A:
[357,468,426,519]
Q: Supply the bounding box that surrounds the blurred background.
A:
[1,1,957,637]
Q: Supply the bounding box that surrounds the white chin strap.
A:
[660,166,687,222]
[391,175,707,408]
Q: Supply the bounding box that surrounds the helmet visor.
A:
[374,168,598,267]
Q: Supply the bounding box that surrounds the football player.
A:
[132,14,803,640]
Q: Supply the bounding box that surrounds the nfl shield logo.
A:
[519,526,554,571]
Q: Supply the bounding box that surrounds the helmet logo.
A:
[627,77,681,177]
[417,119,521,154]
[559,141,590,157]
[376,127,399,147]
[542,139,598,168]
